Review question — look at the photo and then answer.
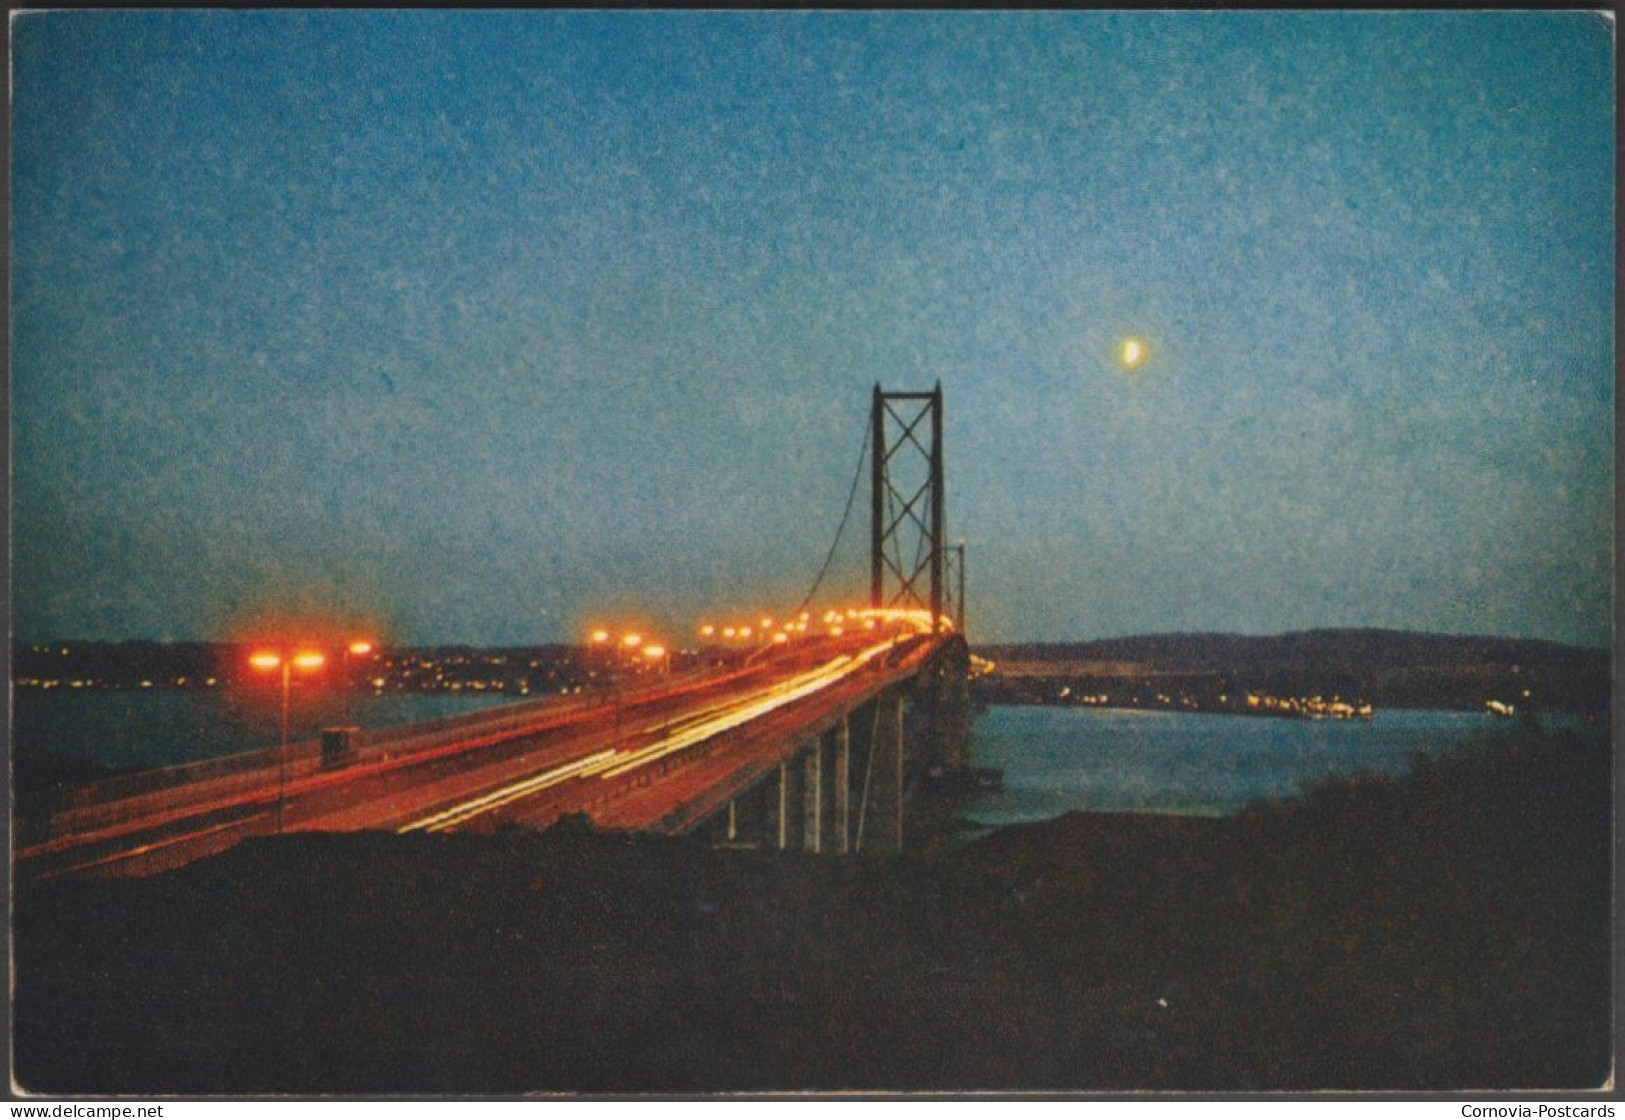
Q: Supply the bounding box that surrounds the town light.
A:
[623,633,643,648]
[590,630,610,644]
[348,640,374,656]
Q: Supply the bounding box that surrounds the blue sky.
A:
[11,11,1615,646]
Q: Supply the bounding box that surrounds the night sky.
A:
[11,11,1615,647]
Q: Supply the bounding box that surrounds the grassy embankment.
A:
[13,721,1609,1093]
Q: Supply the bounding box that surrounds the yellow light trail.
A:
[398,749,618,833]
[398,637,900,832]
[590,638,893,781]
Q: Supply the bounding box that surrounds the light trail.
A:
[34,815,267,882]
[397,638,898,833]
[590,642,890,780]
[398,749,618,833]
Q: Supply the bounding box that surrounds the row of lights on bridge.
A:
[698,612,806,646]
[585,611,823,663]
[587,630,670,666]
[585,606,944,658]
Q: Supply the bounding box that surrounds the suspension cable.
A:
[794,415,872,616]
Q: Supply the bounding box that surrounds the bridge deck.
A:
[19,631,946,880]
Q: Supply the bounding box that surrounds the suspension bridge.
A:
[17,387,973,881]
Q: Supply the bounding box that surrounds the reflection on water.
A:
[964,705,1607,824]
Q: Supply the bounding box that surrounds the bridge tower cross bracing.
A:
[870,383,949,632]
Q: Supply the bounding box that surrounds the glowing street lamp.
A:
[587,629,612,677]
[643,644,669,675]
[342,639,375,725]
[619,632,643,670]
[250,647,326,834]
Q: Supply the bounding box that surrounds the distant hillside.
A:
[975,629,1610,713]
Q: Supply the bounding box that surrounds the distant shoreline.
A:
[972,628,1609,716]
[974,696,1551,719]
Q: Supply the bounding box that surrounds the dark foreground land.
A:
[14,724,1610,1093]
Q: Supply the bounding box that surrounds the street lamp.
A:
[342,639,374,726]
[587,629,611,682]
[250,647,326,834]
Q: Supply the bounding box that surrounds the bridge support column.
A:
[886,693,905,853]
[776,758,808,852]
[834,715,851,855]
[746,776,778,850]
[802,744,822,853]
[858,691,905,855]
[775,761,790,851]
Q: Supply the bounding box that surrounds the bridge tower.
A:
[868,384,971,796]
[693,386,974,858]
[870,383,947,630]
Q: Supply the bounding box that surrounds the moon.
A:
[1120,338,1147,368]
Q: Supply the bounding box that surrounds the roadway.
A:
[17,629,939,881]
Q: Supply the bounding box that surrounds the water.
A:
[963,704,1608,824]
[15,690,1608,818]
[12,688,519,773]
